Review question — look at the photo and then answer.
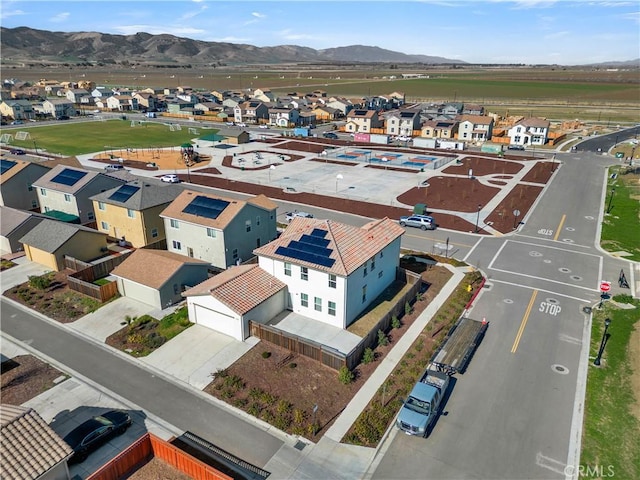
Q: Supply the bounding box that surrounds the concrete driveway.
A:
[0,257,50,291]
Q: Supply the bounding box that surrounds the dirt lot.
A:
[1,355,66,405]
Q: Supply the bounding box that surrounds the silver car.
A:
[399,215,436,230]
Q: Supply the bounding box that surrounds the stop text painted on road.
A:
[539,302,562,316]
[538,228,554,236]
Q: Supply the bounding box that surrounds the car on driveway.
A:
[160,174,180,183]
[399,215,437,230]
[104,164,125,172]
[63,410,132,463]
[285,211,314,222]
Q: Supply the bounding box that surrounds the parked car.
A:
[225,122,235,126]
[285,211,314,222]
[63,410,132,463]
[9,148,26,155]
[10,120,24,125]
[259,124,269,129]
[508,145,525,151]
[104,164,125,172]
[160,174,180,183]
[399,215,437,230]
[56,115,70,121]
[236,122,247,127]
[323,132,339,139]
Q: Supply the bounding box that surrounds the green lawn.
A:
[600,167,640,261]
[581,295,640,479]
[5,119,203,156]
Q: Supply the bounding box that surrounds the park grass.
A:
[600,167,640,262]
[581,295,640,480]
[6,119,202,156]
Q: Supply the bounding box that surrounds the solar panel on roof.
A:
[310,228,328,238]
[275,246,336,268]
[108,185,140,203]
[299,234,330,248]
[288,240,332,258]
[182,195,230,219]
[51,168,87,186]
[0,159,17,174]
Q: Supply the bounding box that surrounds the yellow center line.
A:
[553,214,566,241]
[511,290,538,353]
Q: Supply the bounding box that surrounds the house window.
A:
[362,285,367,303]
[284,262,291,276]
[328,301,336,316]
[151,228,158,238]
[98,201,106,211]
[100,221,109,231]
[232,248,238,260]
[127,209,135,218]
[301,293,308,307]
[328,274,336,288]
[378,270,383,279]
[363,265,368,277]
[87,211,94,220]
[314,297,322,312]
[31,200,38,208]
[270,213,274,220]
[27,184,33,191]
[173,284,179,295]
[40,188,47,196]
[64,194,71,202]
[170,219,179,229]
[371,256,376,270]
[172,240,182,250]
[206,228,217,238]
[301,266,308,281]
[256,215,261,226]
[44,206,50,212]
[380,251,384,258]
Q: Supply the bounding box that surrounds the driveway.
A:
[0,257,50,291]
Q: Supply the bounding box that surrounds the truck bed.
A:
[430,317,488,374]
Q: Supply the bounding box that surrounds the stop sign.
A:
[600,281,611,293]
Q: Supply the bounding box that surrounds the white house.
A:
[254,217,404,329]
[507,117,550,146]
[457,115,494,143]
[385,109,421,137]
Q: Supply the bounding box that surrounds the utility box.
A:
[413,203,427,214]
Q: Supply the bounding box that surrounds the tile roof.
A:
[1,404,73,480]
[19,219,105,252]
[254,217,404,276]
[90,178,185,210]
[111,248,209,289]
[183,264,286,315]
[160,190,276,230]
[0,160,49,185]
[31,164,98,194]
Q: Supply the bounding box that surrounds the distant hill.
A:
[585,58,640,68]
[0,26,466,66]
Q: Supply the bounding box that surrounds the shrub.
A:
[274,413,291,431]
[292,425,305,436]
[127,333,144,344]
[262,351,272,359]
[391,315,401,329]
[247,403,261,416]
[416,291,423,302]
[405,300,412,316]
[293,409,306,425]
[289,362,297,369]
[249,387,264,400]
[233,399,248,409]
[221,389,234,399]
[261,410,275,423]
[377,329,389,347]
[276,400,293,415]
[338,366,354,385]
[362,347,375,364]
[28,273,52,290]
[143,332,166,348]
[224,374,244,390]
[213,368,229,379]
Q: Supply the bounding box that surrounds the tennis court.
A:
[337,154,359,159]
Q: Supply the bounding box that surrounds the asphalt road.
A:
[0,300,284,470]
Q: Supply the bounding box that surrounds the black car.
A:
[56,115,70,121]
[9,148,26,155]
[63,410,132,463]
[323,132,339,139]
[507,145,525,151]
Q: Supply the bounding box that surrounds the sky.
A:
[1,0,639,65]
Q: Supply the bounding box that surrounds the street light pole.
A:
[593,318,611,366]
[606,187,616,213]
[474,204,482,233]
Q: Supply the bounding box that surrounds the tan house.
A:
[1,404,74,480]
[0,159,50,211]
[312,106,340,122]
[0,99,35,120]
[20,219,108,271]
[420,120,459,139]
[345,109,382,133]
[457,115,494,143]
[91,179,184,247]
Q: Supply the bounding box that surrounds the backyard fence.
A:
[63,250,132,302]
[250,267,422,371]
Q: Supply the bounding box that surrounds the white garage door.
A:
[194,304,241,340]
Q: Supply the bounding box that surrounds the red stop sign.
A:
[600,281,611,293]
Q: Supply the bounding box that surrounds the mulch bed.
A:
[189,167,222,175]
[398,177,500,213]
[442,156,524,176]
[365,164,419,174]
[309,158,357,166]
[1,355,66,405]
[485,184,544,233]
[521,160,556,183]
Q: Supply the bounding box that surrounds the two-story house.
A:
[160,190,278,270]
[42,98,75,118]
[345,109,383,134]
[457,115,494,143]
[420,120,459,140]
[91,179,184,247]
[106,95,139,111]
[234,101,269,124]
[33,165,126,224]
[507,117,550,146]
[385,109,421,137]
[312,106,341,122]
[133,92,158,111]
[0,99,35,121]
[326,97,355,115]
[268,107,299,127]
[65,88,90,104]
[0,159,50,211]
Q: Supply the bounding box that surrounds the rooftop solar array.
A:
[182,195,230,219]
[108,185,140,203]
[0,159,17,175]
[275,228,335,268]
[51,168,88,186]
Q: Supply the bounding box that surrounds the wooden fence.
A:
[63,251,132,302]
[87,433,233,480]
[251,268,422,371]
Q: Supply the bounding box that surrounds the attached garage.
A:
[193,304,240,339]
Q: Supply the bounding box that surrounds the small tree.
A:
[338,366,354,384]
[377,329,389,347]
[391,315,401,329]
[362,347,375,364]
[405,300,412,316]
[28,273,52,290]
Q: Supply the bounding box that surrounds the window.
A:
[64,194,71,202]
[206,228,217,238]
[232,248,238,260]
[328,274,336,288]
[100,221,109,231]
[328,301,336,316]
[301,266,308,281]
[245,220,251,232]
[284,262,291,276]
[371,256,376,271]
[314,297,322,312]
[362,285,367,303]
[44,206,50,212]
[170,219,179,229]
[173,284,179,294]
[27,184,33,191]
[363,265,368,277]
[301,293,308,307]
[256,215,261,226]
[151,228,158,238]
[380,250,384,258]
[127,208,135,218]
[378,270,383,279]
[31,200,38,208]
[40,188,47,196]
[87,211,94,220]
[98,201,105,211]
[172,240,181,250]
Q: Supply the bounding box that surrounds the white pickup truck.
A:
[285,211,314,222]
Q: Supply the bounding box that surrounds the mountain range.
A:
[0,26,465,66]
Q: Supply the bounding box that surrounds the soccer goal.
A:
[188,127,199,135]
[0,133,13,144]
[169,123,182,132]
[15,131,30,141]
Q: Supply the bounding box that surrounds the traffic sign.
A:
[600,281,611,293]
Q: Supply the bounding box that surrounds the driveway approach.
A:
[371,150,635,479]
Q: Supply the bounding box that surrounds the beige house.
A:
[0,99,35,120]
[345,109,382,133]
[0,159,50,211]
[42,98,75,118]
[457,115,494,143]
[20,219,108,271]
[420,120,459,139]
[91,179,184,247]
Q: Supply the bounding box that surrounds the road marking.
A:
[536,452,567,476]
[511,290,538,353]
[553,214,566,241]
[515,233,592,249]
[404,233,474,248]
[559,333,582,346]
[490,266,598,292]
[505,239,601,258]
[490,279,591,302]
